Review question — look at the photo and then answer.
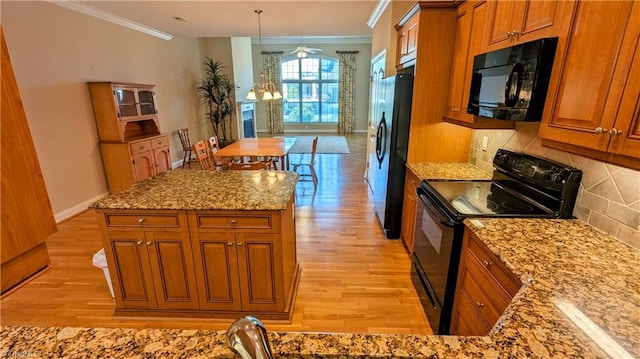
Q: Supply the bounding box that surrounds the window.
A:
[281,57,339,123]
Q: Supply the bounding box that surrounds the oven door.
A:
[412,186,463,334]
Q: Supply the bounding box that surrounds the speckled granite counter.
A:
[89,170,298,211]
[407,162,492,181]
[3,219,637,358]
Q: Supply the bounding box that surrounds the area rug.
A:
[288,136,350,154]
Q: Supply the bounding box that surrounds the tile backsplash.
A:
[469,122,640,249]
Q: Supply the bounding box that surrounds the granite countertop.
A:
[3,219,638,358]
[89,170,299,211]
[407,162,492,181]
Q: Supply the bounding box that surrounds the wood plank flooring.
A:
[0,133,431,335]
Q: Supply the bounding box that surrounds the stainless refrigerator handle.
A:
[416,187,456,226]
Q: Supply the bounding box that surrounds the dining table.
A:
[214,137,297,170]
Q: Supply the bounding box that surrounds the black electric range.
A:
[412,149,582,335]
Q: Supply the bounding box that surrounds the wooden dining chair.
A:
[192,140,213,170]
[228,161,271,171]
[291,136,319,187]
[177,128,194,169]
[206,135,226,169]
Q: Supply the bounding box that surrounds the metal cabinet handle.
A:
[483,260,491,268]
[594,127,607,134]
[609,128,622,136]
[237,242,243,246]
[146,241,152,246]
[476,301,485,307]
[227,242,233,246]
[231,219,237,224]
[512,30,519,36]
[138,218,145,223]
[136,240,143,245]
[506,31,513,37]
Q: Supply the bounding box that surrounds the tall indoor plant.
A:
[197,58,236,145]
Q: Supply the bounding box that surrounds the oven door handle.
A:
[416,187,456,226]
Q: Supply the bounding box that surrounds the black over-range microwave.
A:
[467,37,558,121]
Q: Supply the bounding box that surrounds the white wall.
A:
[251,42,372,133]
[2,1,203,220]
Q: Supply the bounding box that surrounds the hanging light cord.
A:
[246,9,282,101]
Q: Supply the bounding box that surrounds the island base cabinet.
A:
[236,233,283,313]
[190,231,243,311]
[95,201,299,319]
[106,230,199,311]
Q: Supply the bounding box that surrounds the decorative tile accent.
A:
[607,202,640,229]
[580,192,609,213]
[611,168,640,205]
[468,122,640,249]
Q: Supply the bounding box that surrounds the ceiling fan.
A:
[291,46,322,58]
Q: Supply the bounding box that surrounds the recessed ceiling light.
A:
[172,16,186,22]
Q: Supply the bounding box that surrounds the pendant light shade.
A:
[246,10,281,102]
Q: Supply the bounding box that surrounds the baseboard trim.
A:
[54,192,109,223]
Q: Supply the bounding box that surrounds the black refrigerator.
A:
[373,69,414,239]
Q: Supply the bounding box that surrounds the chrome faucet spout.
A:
[226,316,274,359]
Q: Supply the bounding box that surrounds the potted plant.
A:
[197,58,237,147]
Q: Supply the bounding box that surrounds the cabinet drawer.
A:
[151,135,168,149]
[459,261,505,328]
[467,233,521,297]
[104,212,183,229]
[191,213,277,232]
[455,289,489,336]
[130,140,152,155]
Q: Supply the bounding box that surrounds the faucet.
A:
[226,316,274,359]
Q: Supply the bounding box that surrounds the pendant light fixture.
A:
[246,10,282,101]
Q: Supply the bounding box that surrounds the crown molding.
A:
[47,0,173,41]
[253,36,372,45]
[367,0,391,29]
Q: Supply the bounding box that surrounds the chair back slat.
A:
[192,140,213,170]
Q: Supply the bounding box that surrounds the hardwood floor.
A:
[0,133,431,335]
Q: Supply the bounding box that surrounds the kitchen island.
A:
[89,169,300,320]
[3,218,638,357]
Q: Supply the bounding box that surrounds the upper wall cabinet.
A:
[89,82,160,142]
[444,0,514,129]
[539,1,640,170]
[486,0,568,51]
[395,9,420,69]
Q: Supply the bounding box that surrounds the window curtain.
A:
[336,51,358,134]
[262,51,284,134]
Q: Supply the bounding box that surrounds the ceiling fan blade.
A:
[307,48,322,52]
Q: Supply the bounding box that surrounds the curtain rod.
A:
[261,51,284,54]
[336,50,359,54]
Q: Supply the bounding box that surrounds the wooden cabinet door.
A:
[136,88,157,116]
[486,0,517,47]
[606,4,640,159]
[145,231,199,310]
[236,233,282,312]
[113,86,139,120]
[401,169,419,253]
[397,14,419,67]
[446,2,473,116]
[190,231,242,311]
[108,231,157,309]
[154,147,171,174]
[132,151,155,182]
[539,1,636,151]
[486,0,566,51]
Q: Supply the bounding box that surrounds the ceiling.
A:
[70,1,382,41]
